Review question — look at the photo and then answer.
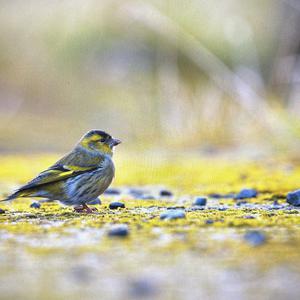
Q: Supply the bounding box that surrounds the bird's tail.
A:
[0,191,21,202]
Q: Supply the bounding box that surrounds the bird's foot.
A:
[89,206,98,212]
[74,205,85,213]
[74,204,97,214]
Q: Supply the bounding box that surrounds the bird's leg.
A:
[74,203,97,213]
[74,205,85,213]
[82,203,97,214]
[82,203,98,213]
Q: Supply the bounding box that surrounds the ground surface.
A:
[0,153,300,300]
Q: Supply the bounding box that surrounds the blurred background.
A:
[0,0,300,154]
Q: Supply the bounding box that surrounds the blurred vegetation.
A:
[0,0,300,153]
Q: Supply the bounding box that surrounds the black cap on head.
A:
[85,130,111,139]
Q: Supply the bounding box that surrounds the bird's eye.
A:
[100,137,106,143]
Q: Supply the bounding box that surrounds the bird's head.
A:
[79,130,121,156]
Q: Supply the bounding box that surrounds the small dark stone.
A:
[243,215,255,219]
[270,200,284,210]
[30,202,41,209]
[70,266,92,283]
[129,189,144,198]
[189,206,205,211]
[205,219,214,224]
[167,206,185,210]
[0,208,5,214]
[160,190,173,197]
[104,188,121,195]
[160,210,185,220]
[286,189,300,206]
[236,200,248,206]
[235,188,258,200]
[109,202,125,209]
[218,207,228,211]
[244,230,266,246]
[224,193,236,199]
[140,195,156,200]
[108,224,129,237]
[208,193,222,199]
[208,193,235,199]
[129,279,157,297]
[88,198,101,205]
[193,197,207,206]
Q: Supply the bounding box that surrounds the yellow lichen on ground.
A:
[0,153,299,300]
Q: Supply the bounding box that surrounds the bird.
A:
[1,130,121,213]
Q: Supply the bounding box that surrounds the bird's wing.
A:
[1,149,105,201]
[17,164,99,191]
[1,164,101,201]
[20,146,105,191]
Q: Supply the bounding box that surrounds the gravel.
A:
[193,197,207,206]
[108,224,129,237]
[109,202,125,209]
[286,189,300,206]
[244,230,266,246]
[160,190,173,197]
[160,210,185,220]
[235,189,258,200]
[30,202,41,209]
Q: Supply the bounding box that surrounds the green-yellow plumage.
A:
[2,130,121,212]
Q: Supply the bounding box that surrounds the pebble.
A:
[108,224,129,237]
[88,199,101,205]
[140,195,156,200]
[160,210,185,220]
[270,200,284,210]
[243,215,255,219]
[104,188,121,195]
[188,206,205,211]
[218,207,228,211]
[129,189,144,198]
[109,202,125,209]
[244,230,266,246]
[30,202,41,209]
[193,197,207,206]
[208,193,235,199]
[286,189,300,206]
[129,279,157,297]
[160,190,173,197]
[205,219,214,225]
[0,208,5,214]
[235,188,258,199]
[70,266,92,283]
[167,206,185,210]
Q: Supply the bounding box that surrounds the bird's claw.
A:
[74,204,98,214]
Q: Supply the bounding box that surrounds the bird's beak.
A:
[110,138,121,147]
